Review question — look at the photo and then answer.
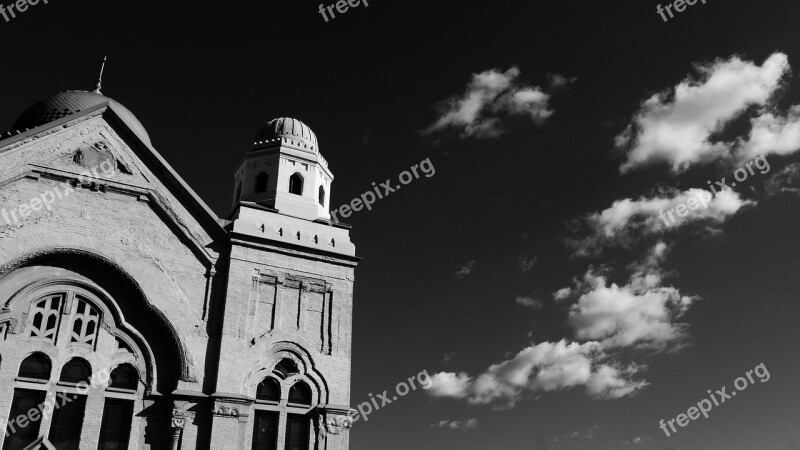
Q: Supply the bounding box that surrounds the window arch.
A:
[288,381,312,406]
[289,173,304,195]
[18,353,51,380]
[318,185,325,206]
[4,282,153,450]
[109,363,139,390]
[60,357,92,384]
[255,172,269,193]
[256,377,281,402]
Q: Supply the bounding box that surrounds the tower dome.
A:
[252,117,318,153]
[12,90,151,145]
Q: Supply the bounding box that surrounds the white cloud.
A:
[422,66,571,138]
[737,106,800,161]
[554,287,572,302]
[431,418,478,431]
[569,187,754,256]
[427,372,472,399]
[568,272,695,350]
[566,243,696,350]
[454,260,477,279]
[427,340,647,406]
[515,295,545,309]
[618,53,790,172]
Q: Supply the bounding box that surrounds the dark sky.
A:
[3,1,800,449]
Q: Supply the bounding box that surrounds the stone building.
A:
[0,87,359,449]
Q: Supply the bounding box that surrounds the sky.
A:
[2,0,800,449]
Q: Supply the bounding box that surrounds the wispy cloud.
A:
[515,295,546,310]
[421,66,573,139]
[518,254,538,272]
[567,187,754,256]
[431,418,479,431]
[454,260,477,279]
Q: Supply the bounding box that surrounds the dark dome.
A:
[12,90,151,145]
[252,117,318,153]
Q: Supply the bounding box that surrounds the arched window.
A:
[256,172,269,193]
[69,297,99,347]
[274,359,299,378]
[288,381,312,406]
[256,377,281,402]
[318,186,325,206]
[18,353,51,380]
[235,182,243,201]
[60,357,92,384]
[109,363,139,390]
[289,173,304,195]
[52,358,90,448]
[28,294,62,342]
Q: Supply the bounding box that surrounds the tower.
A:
[233,117,332,221]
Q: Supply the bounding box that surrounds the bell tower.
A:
[232,117,332,220]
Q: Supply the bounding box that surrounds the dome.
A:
[12,90,151,145]
[252,117,318,153]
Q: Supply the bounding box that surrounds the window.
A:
[18,353,51,381]
[60,358,91,384]
[29,294,61,342]
[288,173,303,195]
[288,382,311,406]
[98,399,134,450]
[69,298,99,346]
[256,378,280,402]
[274,359,298,378]
[251,411,278,450]
[109,364,138,391]
[256,172,269,193]
[2,389,46,450]
[48,394,87,450]
[318,186,325,206]
[284,414,310,450]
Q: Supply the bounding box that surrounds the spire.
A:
[93,56,107,94]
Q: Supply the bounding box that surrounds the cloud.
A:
[766,162,800,195]
[427,340,647,406]
[518,255,538,272]
[454,260,477,279]
[565,243,696,350]
[516,295,546,309]
[737,106,800,161]
[431,418,479,431]
[617,53,790,172]
[442,351,458,364]
[422,66,572,139]
[554,287,572,302]
[568,187,754,256]
[568,274,695,350]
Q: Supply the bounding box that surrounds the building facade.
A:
[0,90,359,450]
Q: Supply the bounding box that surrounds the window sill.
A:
[16,376,48,384]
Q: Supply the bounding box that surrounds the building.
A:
[0,86,359,449]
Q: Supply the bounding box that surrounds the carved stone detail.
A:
[323,414,352,436]
[171,408,192,429]
[215,405,239,417]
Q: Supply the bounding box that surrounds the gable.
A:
[0,104,226,268]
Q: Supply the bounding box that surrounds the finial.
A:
[93,56,107,94]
